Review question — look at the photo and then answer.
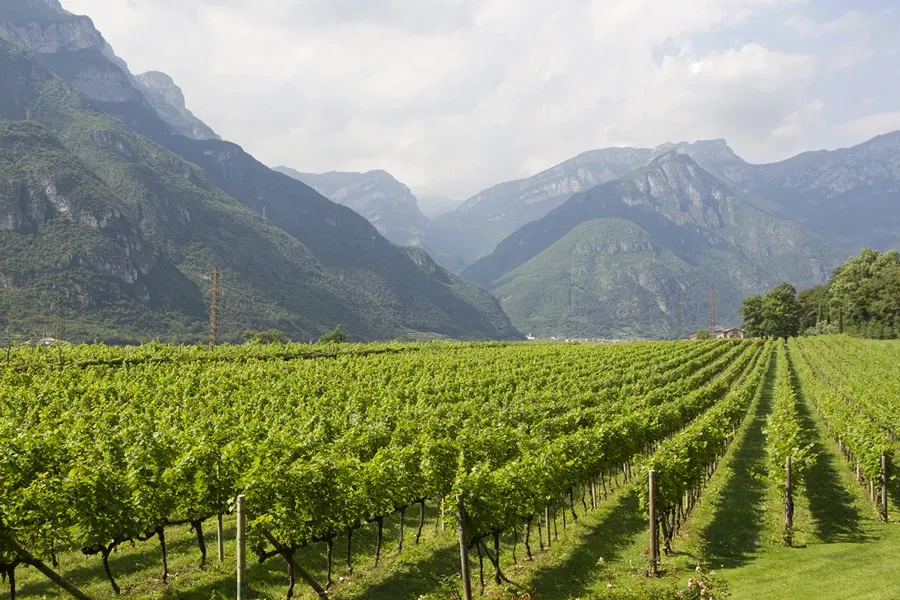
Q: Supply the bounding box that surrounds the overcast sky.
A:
[66,0,900,205]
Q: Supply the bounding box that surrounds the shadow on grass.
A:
[702,352,774,568]
[352,543,461,600]
[526,489,646,599]
[15,507,449,600]
[788,350,866,544]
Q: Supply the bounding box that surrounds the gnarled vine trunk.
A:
[524,518,533,560]
[416,500,426,544]
[192,520,207,567]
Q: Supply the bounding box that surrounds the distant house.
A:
[686,328,745,340]
[716,328,745,339]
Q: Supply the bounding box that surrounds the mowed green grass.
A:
[721,523,900,600]
[679,346,900,600]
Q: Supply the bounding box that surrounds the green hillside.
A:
[0,38,519,342]
[466,153,842,338]
[491,218,709,338]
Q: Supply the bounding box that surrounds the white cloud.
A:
[62,0,897,199]
[834,111,900,147]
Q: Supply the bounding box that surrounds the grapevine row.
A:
[0,340,750,597]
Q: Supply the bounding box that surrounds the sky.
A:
[65,0,900,207]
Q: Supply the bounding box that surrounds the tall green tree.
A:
[829,249,900,335]
[762,283,802,341]
[798,285,828,330]
[740,283,801,340]
[739,295,765,338]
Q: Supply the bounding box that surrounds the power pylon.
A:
[674,291,683,340]
[708,285,717,336]
[209,267,221,346]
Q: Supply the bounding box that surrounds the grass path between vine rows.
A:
[672,344,900,600]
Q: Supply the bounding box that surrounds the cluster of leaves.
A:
[458,341,763,540]
[795,337,900,444]
[639,343,772,516]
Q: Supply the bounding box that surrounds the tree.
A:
[797,285,828,331]
[762,283,802,341]
[245,329,289,344]
[317,325,349,344]
[695,328,710,340]
[739,295,765,338]
[829,248,900,337]
[740,283,801,341]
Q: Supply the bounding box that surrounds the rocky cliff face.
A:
[1,3,218,140]
[275,167,430,247]
[135,71,220,141]
[676,132,900,252]
[0,7,149,106]
[0,119,164,303]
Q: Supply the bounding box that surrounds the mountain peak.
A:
[134,70,220,140]
[649,149,683,164]
[651,138,741,163]
[644,149,703,174]
[276,168,429,247]
[136,70,175,88]
[365,169,398,181]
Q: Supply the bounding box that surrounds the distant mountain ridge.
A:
[465,152,841,338]
[429,134,900,273]
[427,147,654,268]
[274,166,430,247]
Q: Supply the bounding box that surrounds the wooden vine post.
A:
[456,495,473,600]
[218,514,225,563]
[648,469,659,576]
[881,451,889,522]
[785,456,794,529]
[236,495,246,600]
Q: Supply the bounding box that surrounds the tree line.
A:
[740,248,900,339]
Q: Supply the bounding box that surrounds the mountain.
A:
[0,4,520,342]
[427,147,653,269]
[274,167,430,247]
[134,71,220,141]
[650,135,900,252]
[464,153,841,339]
[746,132,900,253]
[0,118,207,342]
[427,134,900,272]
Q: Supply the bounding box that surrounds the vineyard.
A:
[1,337,898,599]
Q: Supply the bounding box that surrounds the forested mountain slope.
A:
[0,4,519,342]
